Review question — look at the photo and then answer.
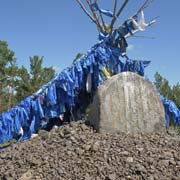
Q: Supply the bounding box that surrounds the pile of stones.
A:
[0,121,180,180]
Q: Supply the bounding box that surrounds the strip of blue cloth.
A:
[0,18,175,145]
[161,96,180,127]
[92,2,114,18]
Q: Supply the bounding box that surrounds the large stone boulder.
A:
[88,72,165,133]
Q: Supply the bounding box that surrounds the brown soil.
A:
[0,121,180,180]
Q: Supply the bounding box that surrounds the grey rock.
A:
[163,151,174,159]
[121,151,129,156]
[0,121,179,180]
[108,173,116,180]
[77,148,84,155]
[136,164,146,172]
[19,170,33,180]
[63,128,71,136]
[65,140,72,147]
[83,144,91,151]
[80,123,89,131]
[148,176,155,180]
[169,158,176,165]
[92,141,100,151]
[126,157,134,163]
[38,130,49,141]
[59,130,65,138]
[177,161,180,166]
[88,72,165,133]
[84,173,91,180]
[159,160,169,167]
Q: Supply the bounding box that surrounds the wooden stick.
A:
[99,12,106,32]
[131,35,156,39]
[144,0,155,9]
[116,0,129,19]
[86,0,103,32]
[109,0,118,34]
[117,0,155,30]
[94,0,106,31]
[125,18,157,38]
[132,0,151,18]
[75,0,96,24]
[110,0,129,34]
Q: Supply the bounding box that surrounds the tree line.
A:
[0,40,179,114]
[154,72,180,109]
[0,41,55,113]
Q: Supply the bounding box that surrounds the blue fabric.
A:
[161,96,180,127]
[47,84,57,106]
[118,59,151,76]
[92,2,114,18]
[0,18,175,145]
[99,32,108,41]
[118,19,136,37]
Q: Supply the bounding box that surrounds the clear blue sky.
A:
[0,0,179,85]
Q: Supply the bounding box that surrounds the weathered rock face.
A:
[88,72,165,133]
[0,121,180,180]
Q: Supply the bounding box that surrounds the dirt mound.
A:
[0,121,180,180]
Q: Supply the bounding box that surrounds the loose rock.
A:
[0,121,179,180]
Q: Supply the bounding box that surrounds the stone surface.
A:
[0,121,180,180]
[89,72,165,133]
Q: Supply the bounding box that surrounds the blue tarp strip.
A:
[0,30,150,144]
[161,96,180,127]
[0,14,179,145]
[92,2,114,18]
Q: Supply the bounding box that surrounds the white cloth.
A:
[132,10,148,31]
[86,74,92,93]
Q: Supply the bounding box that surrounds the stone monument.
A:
[88,72,165,133]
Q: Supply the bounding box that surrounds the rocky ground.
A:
[0,121,180,180]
